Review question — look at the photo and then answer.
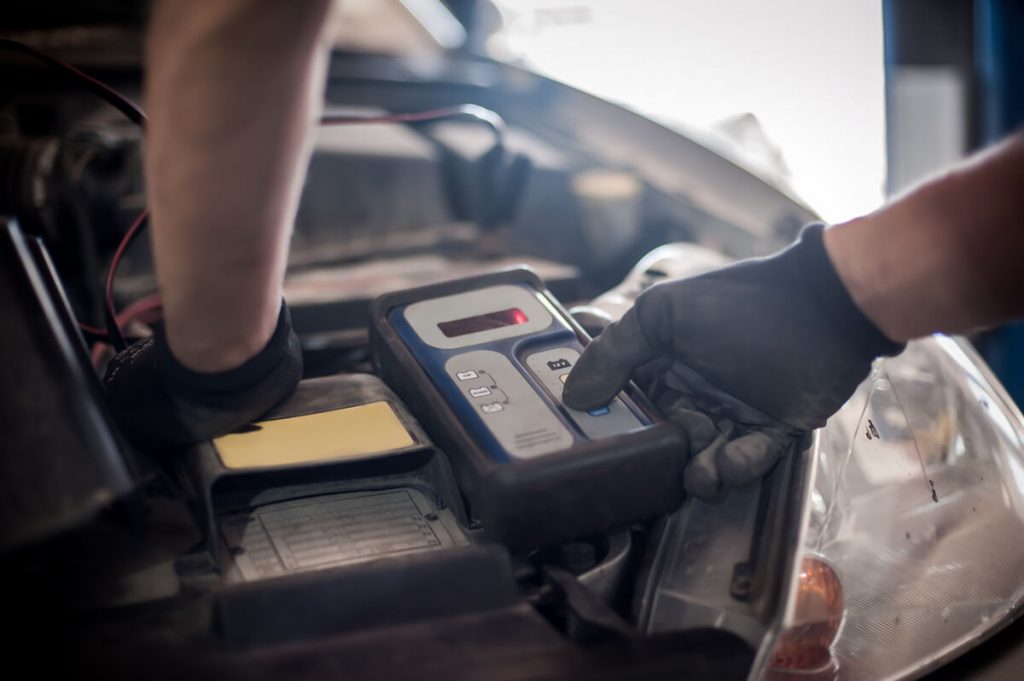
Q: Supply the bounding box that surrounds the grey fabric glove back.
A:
[104,302,302,452]
[563,224,905,500]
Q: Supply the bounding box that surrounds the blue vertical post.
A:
[975,0,1024,405]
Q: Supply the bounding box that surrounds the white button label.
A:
[456,370,479,381]
[469,386,492,398]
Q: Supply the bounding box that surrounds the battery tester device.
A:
[372,269,685,548]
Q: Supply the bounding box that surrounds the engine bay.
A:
[1,41,815,680]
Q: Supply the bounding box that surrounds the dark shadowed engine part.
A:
[0,137,59,231]
[0,221,135,553]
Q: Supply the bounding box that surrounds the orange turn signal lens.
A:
[768,556,844,673]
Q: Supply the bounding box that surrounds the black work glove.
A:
[563,224,904,500]
[104,302,302,452]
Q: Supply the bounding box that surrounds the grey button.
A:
[446,350,573,459]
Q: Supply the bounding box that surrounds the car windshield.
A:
[483,0,886,225]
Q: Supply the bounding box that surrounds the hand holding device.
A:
[563,225,905,499]
[104,303,302,451]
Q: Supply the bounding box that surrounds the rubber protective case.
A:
[370,268,686,549]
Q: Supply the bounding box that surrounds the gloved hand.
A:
[563,224,904,500]
[104,302,302,451]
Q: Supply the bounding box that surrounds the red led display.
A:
[438,308,529,338]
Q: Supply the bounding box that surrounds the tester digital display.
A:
[371,268,685,548]
[438,307,529,338]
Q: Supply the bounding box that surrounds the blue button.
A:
[587,406,610,416]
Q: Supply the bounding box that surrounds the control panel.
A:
[395,281,645,461]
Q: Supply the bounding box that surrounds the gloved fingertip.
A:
[717,431,786,487]
[563,307,660,411]
[562,369,621,411]
[561,342,627,411]
[683,444,722,501]
[667,407,718,452]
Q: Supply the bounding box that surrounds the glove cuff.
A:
[785,224,905,359]
[154,301,296,399]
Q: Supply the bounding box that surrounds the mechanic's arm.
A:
[146,0,333,371]
[104,0,335,450]
[827,131,1024,341]
[563,131,1024,500]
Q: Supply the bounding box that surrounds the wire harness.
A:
[1,40,514,352]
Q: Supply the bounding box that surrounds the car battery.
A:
[184,373,469,582]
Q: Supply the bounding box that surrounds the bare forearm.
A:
[145,0,332,371]
[825,132,1024,342]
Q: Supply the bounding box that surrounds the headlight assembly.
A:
[761,336,1024,681]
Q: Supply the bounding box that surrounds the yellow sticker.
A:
[214,401,416,470]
